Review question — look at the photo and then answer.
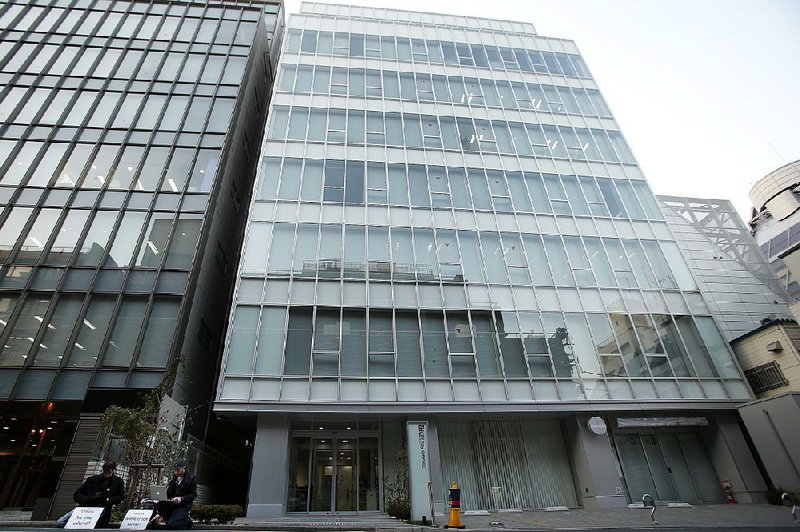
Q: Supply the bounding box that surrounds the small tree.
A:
[384,449,410,520]
[97,363,191,512]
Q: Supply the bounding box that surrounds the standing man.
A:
[62,461,125,528]
[153,460,197,529]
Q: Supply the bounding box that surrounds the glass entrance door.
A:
[310,440,333,511]
[335,438,355,511]
[288,433,381,513]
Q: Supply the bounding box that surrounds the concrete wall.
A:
[246,414,290,517]
[562,415,627,509]
[701,412,768,503]
[739,394,800,493]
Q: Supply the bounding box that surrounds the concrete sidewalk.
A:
[0,504,797,530]
[454,503,798,529]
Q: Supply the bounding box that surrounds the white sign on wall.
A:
[120,509,154,530]
[406,421,431,522]
[65,507,105,529]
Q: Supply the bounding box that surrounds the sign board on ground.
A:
[120,509,154,530]
[65,507,105,529]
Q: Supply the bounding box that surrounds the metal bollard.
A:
[642,494,658,526]
[782,493,797,522]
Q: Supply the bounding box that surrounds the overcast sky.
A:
[283,0,800,221]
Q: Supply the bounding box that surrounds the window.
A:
[327,110,346,143]
[312,66,331,93]
[366,162,387,204]
[165,215,202,269]
[255,308,288,375]
[300,160,323,201]
[368,310,393,377]
[422,311,449,378]
[69,296,115,368]
[293,224,319,276]
[301,29,317,53]
[428,166,450,208]
[345,161,364,204]
[137,299,180,368]
[416,73,434,101]
[287,107,309,140]
[33,295,82,367]
[47,209,91,265]
[317,31,333,54]
[323,160,344,203]
[333,32,349,56]
[16,208,61,264]
[421,115,441,148]
[106,211,146,268]
[563,236,595,287]
[0,296,51,367]
[365,69,381,97]
[76,211,117,266]
[365,35,381,58]
[744,361,788,394]
[366,112,385,144]
[312,309,340,376]
[331,68,348,96]
[347,110,365,145]
[380,35,396,60]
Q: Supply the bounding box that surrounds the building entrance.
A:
[613,432,725,504]
[287,431,380,513]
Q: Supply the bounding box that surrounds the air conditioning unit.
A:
[766,341,783,352]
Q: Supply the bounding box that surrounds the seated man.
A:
[151,460,197,529]
[59,461,124,528]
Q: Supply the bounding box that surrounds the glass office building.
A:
[0,0,284,516]
[216,2,767,516]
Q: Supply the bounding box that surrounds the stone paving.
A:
[454,503,799,530]
[0,511,32,522]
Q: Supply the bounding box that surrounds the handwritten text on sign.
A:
[65,507,104,529]
[120,509,154,530]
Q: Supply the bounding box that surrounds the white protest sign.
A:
[65,506,105,529]
[120,509,154,530]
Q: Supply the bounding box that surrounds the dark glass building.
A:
[0,0,283,516]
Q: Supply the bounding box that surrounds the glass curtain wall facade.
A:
[217,3,764,516]
[0,0,283,514]
[658,195,791,341]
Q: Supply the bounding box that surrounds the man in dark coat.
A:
[152,460,197,529]
[71,461,125,528]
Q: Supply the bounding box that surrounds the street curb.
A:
[0,522,57,528]
[0,524,424,531]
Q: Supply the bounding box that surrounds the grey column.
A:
[563,415,627,509]
[246,414,290,517]
[702,412,768,503]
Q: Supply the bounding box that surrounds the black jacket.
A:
[166,472,197,508]
[73,473,125,508]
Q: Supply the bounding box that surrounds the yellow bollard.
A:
[445,481,465,529]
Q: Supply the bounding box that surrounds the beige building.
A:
[731,319,800,398]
